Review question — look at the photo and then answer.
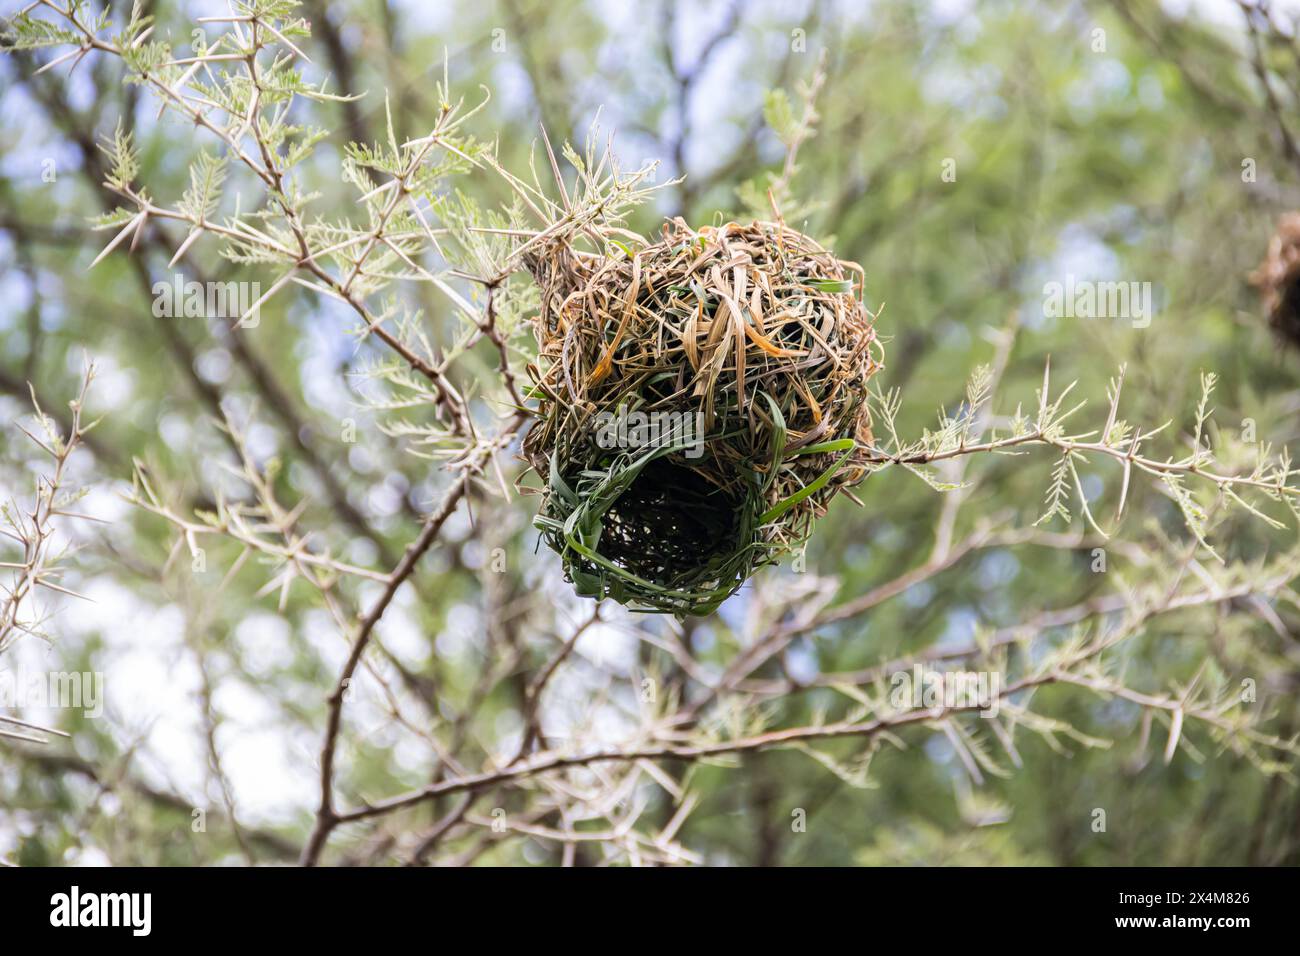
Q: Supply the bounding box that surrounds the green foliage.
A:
[3,0,1300,867]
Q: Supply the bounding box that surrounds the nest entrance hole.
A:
[596,458,744,585]
[1277,277,1300,345]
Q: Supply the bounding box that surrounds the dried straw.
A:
[523,218,883,614]
[1251,212,1300,349]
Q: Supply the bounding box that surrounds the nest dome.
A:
[523,219,882,614]
[1251,212,1300,349]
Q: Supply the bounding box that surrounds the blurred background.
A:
[3,0,1300,866]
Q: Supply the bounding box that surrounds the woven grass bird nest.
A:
[1251,212,1300,349]
[522,219,883,615]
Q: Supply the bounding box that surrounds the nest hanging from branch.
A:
[522,219,883,615]
[1251,212,1300,349]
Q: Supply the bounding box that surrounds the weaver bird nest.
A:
[523,219,882,615]
[1251,212,1300,349]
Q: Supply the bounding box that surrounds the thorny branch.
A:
[1,363,99,744]
[5,0,1300,866]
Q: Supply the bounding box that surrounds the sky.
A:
[0,0,1293,863]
